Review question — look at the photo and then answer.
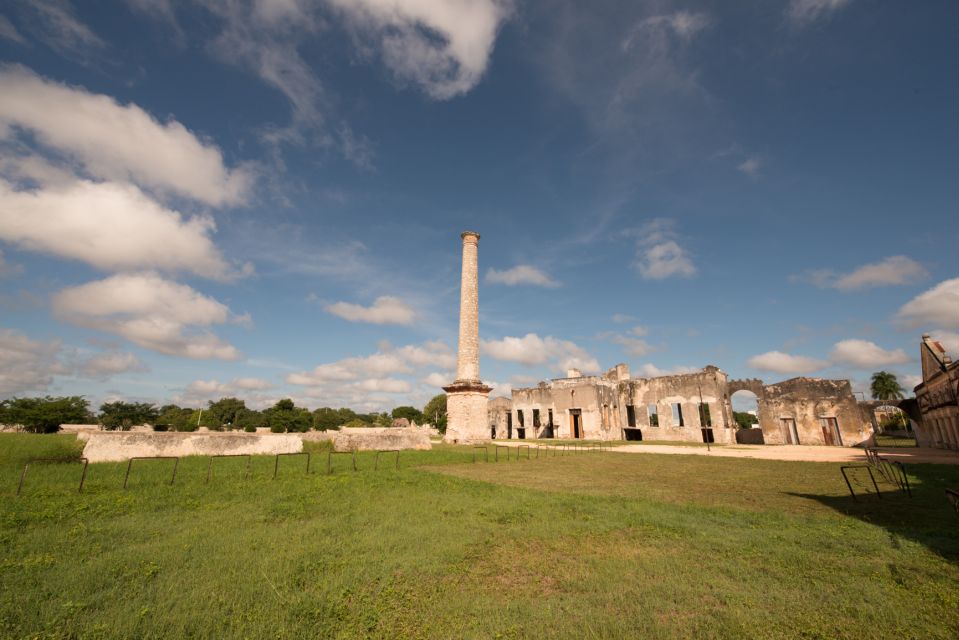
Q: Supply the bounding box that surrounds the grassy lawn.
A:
[2,434,958,639]
[875,434,918,448]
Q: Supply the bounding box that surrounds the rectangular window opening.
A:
[647,404,659,427]
[698,403,712,427]
[532,409,541,427]
[672,403,684,427]
[626,405,636,428]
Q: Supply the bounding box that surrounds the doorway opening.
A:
[818,417,842,446]
[780,417,799,445]
[569,409,583,439]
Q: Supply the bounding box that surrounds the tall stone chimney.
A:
[443,231,492,443]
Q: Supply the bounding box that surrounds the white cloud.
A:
[635,363,700,378]
[900,374,923,391]
[24,0,106,56]
[175,377,276,409]
[51,272,245,360]
[325,296,417,325]
[482,333,600,373]
[0,15,25,44]
[487,379,512,398]
[0,177,241,280]
[393,341,456,369]
[0,66,251,206]
[422,372,451,388]
[632,218,696,280]
[830,339,910,369]
[79,351,149,378]
[931,331,959,355]
[788,0,854,27]
[612,335,654,357]
[486,265,559,288]
[354,377,412,394]
[797,256,927,291]
[329,0,514,100]
[611,313,634,323]
[285,340,456,386]
[0,328,65,394]
[621,11,711,53]
[896,278,959,330]
[628,325,648,337]
[737,156,762,177]
[747,350,829,375]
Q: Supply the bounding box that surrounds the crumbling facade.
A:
[504,364,873,447]
[914,334,959,449]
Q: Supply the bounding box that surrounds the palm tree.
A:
[870,371,905,401]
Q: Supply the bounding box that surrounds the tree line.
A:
[1,394,448,434]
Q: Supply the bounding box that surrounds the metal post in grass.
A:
[17,457,90,496]
[327,450,357,474]
[472,445,489,463]
[206,454,253,484]
[273,452,311,479]
[495,444,510,462]
[516,444,530,460]
[124,456,179,489]
[374,449,400,470]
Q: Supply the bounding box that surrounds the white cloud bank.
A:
[325,296,417,325]
[0,328,65,394]
[795,256,927,291]
[632,218,696,280]
[329,0,514,100]
[0,177,239,280]
[0,65,251,206]
[788,0,854,27]
[747,351,829,375]
[897,278,959,330]
[830,339,910,369]
[486,265,559,288]
[51,273,247,360]
[482,333,599,373]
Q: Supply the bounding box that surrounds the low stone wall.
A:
[332,427,432,452]
[82,432,303,463]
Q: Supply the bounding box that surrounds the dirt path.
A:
[491,441,959,465]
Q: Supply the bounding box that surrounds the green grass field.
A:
[2,434,958,639]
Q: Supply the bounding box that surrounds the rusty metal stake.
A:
[327,450,357,474]
[206,454,253,483]
[124,456,179,489]
[274,452,311,479]
[374,449,400,470]
[16,457,89,496]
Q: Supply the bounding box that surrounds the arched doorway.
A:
[731,390,760,430]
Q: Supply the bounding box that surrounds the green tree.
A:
[391,406,423,424]
[0,396,91,433]
[734,411,758,429]
[234,408,265,431]
[312,407,343,431]
[265,399,311,433]
[422,394,447,433]
[870,371,905,401]
[99,401,159,431]
[156,404,196,431]
[206,397,247,429]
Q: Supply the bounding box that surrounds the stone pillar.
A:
[444,231,492,443]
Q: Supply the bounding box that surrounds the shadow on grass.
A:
[789,464,959,563]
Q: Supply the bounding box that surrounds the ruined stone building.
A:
[490,364,872,447]
[914,334,959,449]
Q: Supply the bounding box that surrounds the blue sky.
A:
[0,0,957,413]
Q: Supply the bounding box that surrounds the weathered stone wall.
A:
[332,427,432,452]
[487,397,512,439]
[758,378,871,447]
[82,432,303,463]
[618,366,735,444]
